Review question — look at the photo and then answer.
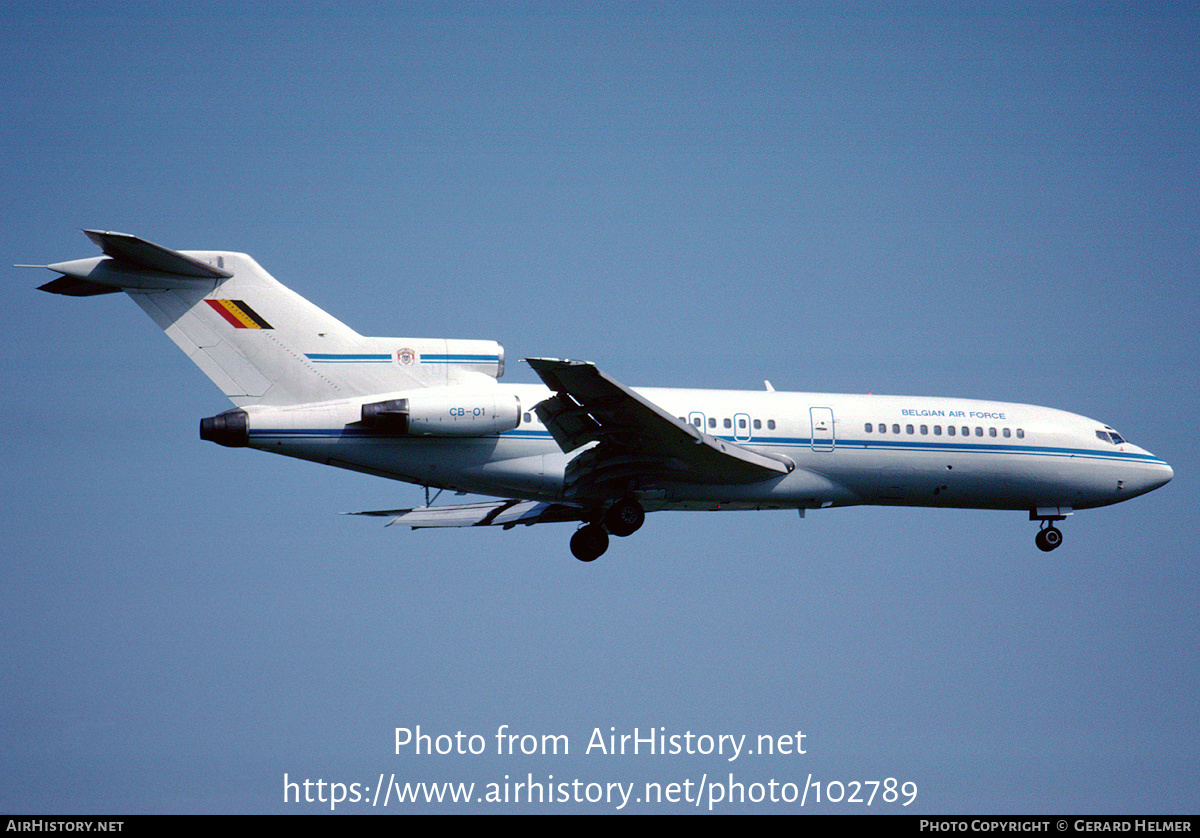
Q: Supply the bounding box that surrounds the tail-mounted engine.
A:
[200,409,249,447]
[200,388,522,448]
[359,390,521,436]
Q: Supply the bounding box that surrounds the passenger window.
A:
[906,424,914,435]
[523,412,531,423]
[989,427,997,437]
[768,420,776,430]
[892,424,900,434]
[947,426,956,436]
[934,425,942,435]
[753,419,761,429]
[1003,428,1011,438]
[738,418,747,429]
[1016,429,1025,439]
[708,418,716,428]
[920,425,928,435]
[975,427,983,436]
[693,417,702,428]
[723,418,731,429]
[865,423,873,433]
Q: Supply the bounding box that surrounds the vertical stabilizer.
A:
[38,231,505,407]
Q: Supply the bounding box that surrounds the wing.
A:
[525,358,792,499]
[349,500,585,529]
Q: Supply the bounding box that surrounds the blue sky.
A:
[3,1,1197,813]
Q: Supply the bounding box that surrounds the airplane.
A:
[30,230,1173,561]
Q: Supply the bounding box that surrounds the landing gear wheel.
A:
[1035,525,1063,552]
[604,498,645,537]
[570,523,609,562]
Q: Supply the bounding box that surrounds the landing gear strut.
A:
[1035,523,1063,552]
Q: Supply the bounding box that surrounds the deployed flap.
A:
[525,358,792,497]
[350,500,585,529]
[83,230,233,278]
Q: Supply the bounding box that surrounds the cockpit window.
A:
[1096,430,1127,445]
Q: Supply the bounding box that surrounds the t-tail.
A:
[35,230,511,444]
[37,230,505,405]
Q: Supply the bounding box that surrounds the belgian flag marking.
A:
[205,299,273,329]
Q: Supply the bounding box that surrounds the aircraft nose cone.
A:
[1136,459,1173,495]
[1118,455,1173,500]
[1156,461,1174,488]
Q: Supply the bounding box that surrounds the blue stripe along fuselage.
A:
[303,353,501,364]
[247,426,1168,466]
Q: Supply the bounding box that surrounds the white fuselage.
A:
[39,232,1174,558]
[243,383,1173,514]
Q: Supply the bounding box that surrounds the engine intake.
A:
[361,398,411,433]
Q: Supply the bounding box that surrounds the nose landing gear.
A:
[1035,523,1063,552]
[1031,507,1070,552]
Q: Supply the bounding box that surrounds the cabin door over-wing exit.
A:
[810,406,835,452]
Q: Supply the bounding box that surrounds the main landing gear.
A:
[1035,523,1063,552]
[570,498,645,562]
[570,524,609,562]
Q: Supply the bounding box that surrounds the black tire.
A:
[605,499,645,537]
[570,524,609,562]
[1036,526,1063,552]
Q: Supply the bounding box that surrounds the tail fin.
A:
[38,231,505,407]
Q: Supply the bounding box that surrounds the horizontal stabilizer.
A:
[37,275,122,297]
[350,500,585,529]
[82,230,233,278]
